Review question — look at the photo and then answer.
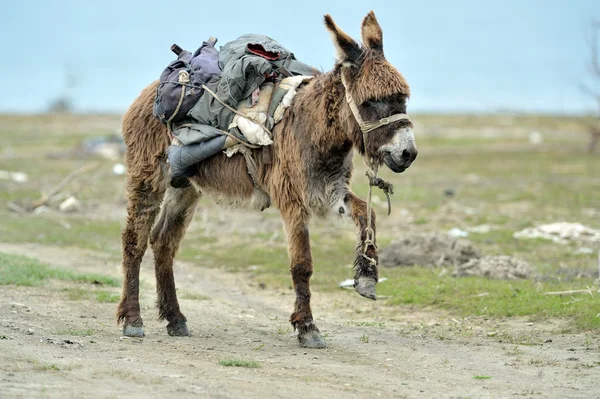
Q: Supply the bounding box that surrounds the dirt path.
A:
[0,242,598,398]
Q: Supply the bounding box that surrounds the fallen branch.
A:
[7,201,26,214]
[30,162,99,210]
[544,288,595,296]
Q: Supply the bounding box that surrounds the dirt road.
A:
[0,243,597,398]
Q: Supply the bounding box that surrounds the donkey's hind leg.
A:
[117,174,167,337]
[150,185,200,336]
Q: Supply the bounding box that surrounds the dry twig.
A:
[29,162,99,210]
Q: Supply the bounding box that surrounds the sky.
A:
[1,0,599,114]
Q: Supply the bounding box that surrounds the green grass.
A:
[0,216,122,255]
[218,359,261,368]
[63,287,120,303]
[0,252,119,287]
[378,268,599,330]
[473,375,492,380]
[180,292,210,301]
[1,113,599,332]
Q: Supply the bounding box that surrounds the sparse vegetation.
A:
[218,359,261,368]
[0,114,598,332]
[474,375,492,380]
[0,252,119,287]
[180,292,210,301]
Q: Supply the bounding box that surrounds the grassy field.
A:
[0,113,598,330]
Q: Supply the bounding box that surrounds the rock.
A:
[467,224,494,234]
[379,232,481,268]
[0,170,29,183]
[112,163,126,175]
[575,247,594,255]
[33,206,51,214]
[528,131,543,145]
[448,227,469,238]
[59,196,81,213]
[514,222,600,244]
[453,255,531,280]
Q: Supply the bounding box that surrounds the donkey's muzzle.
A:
[383,144,417,173]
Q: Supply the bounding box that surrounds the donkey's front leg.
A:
[345,192,379,300]
[282,210,327,348]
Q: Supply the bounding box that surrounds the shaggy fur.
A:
[117,11,414,344]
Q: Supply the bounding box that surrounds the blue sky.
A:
[1,0,599,114]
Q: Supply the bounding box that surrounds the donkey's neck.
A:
[297,69,365,156]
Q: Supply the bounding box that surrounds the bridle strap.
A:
[340,73,410,134]
[340,71,406,268]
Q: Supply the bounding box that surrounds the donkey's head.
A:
[325,11,417,173]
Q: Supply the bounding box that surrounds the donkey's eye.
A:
[365,100,387,109]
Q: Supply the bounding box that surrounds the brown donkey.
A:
[117,11,417,348]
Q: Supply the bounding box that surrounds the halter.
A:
[340,72,411,267]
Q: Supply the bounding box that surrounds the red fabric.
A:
[247,43,280,60]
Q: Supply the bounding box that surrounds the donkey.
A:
[117,11,417,348]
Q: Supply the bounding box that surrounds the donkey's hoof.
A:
[123,325,145,338]
[298,330,327,349]
[167,319,190,337]
[354,276,377,300]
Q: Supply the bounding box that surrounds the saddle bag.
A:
[153,38,221,125]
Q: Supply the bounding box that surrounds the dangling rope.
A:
[340,72,402,264]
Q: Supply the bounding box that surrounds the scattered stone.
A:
[81,135,125,160]
[575,247,594,255]
[448,227,469,238]
[380,232,481,268]
[33,205,51,214]
[467,224,495,234]
[58,196,81,213]
[11,302,31,312]
[544,339,552,343]
[453,256,531,280]
[514,222,600,244]
[26,328,34,335]
[42,338,83,348]
[528,131,543,145]
[112,163,126,175]
[487,332,498,337]
[0,170,29,183]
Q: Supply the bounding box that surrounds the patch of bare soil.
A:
[379,232,533,280]
[453,255,532,280]
[0,242,598,398]
[379,232,481,268]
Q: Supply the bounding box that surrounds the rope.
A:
[340,72,399,264]
[161,75,268,192]
[200,84,274,140]
[166,70,190,136]
[176,123,261,150]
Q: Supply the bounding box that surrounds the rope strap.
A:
[200,84,274,141]
[359,113,411,134]
[340,72,404,264]
[166,70,191,136]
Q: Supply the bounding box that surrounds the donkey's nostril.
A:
[411,149,418,162]
[401,149,412,162]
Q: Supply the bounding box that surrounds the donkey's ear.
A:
[324,14,362,65]
[361,11,383,53]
